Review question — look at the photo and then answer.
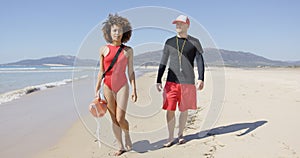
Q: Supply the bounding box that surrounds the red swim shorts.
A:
[163,81,197,112]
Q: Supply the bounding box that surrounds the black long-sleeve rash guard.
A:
[156,35,205,84]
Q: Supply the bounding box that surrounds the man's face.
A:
[175,22,189,34]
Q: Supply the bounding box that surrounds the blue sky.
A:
[1,0,300,64]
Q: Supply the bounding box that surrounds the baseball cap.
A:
[172,15,190,25]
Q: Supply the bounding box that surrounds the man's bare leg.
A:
[178,110,188,144]
[164,110,176,147]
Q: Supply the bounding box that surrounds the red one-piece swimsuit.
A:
[103,44,128,93]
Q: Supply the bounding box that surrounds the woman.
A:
[95,14,137,156]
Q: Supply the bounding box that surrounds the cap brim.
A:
[172,20,187,24]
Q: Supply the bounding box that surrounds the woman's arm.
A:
[127,47,137,102]
[95,46,107,97]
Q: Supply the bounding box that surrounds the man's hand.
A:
[156,83,163,92]
[196,80,204,90]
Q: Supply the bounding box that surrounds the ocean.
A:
[0,65,153,105]
[0,65,96,104]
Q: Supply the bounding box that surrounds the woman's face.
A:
[110,24,123,42]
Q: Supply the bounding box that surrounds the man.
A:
[156,15,205,147]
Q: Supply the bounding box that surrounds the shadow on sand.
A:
[131,120,267,153]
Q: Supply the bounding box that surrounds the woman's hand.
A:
[95,90,99,98]
[131,90,137,102]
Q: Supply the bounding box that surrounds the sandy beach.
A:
[1,67,300,158]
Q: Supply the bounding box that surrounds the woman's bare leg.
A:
[116,83,132,150]
[104,85,124,153]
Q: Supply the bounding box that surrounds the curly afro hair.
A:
[102,14,132,43]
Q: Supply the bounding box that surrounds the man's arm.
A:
[156,42,170,83]
[195,39,205,90]
[156,41,170,92]
[195,39,204,80]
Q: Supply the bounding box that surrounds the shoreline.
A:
[0,66,154,105]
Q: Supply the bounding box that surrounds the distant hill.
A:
[204,48,292,67]
[134,48,300,67]
[1,55,97,67]
[2,49,300,68]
